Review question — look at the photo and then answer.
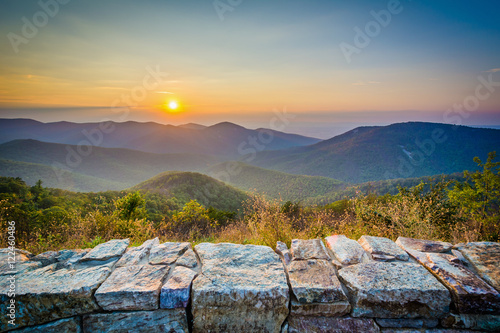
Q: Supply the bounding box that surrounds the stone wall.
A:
[1,235,499,332]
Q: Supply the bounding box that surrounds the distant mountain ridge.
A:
[248,122,500,183]
[0,118,320,157]
[0,139,221,190]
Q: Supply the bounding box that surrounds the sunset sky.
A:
[1,0,499,138]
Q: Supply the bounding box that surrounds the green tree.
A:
[449,151,500,240]
[114,191,147,221]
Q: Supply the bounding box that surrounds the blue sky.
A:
[0,0,499,138]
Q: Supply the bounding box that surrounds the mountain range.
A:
[248,122,500,183]
[0,119,498,202]
[0,119,320,158]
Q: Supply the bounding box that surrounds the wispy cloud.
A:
[352,81,381,86]
[484,68,500,73]
[155,91,174,94]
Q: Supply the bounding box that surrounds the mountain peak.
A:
[207,122,247,131]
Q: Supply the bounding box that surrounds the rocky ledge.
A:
[0,236,499,332]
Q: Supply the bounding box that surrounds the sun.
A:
[168,100,178,110]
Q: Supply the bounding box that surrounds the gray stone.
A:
[95,264,170,311]
[396,237,452,253]
[0,261,114,330]
[287,259,348,304]
[407,249,500,314]
[338,262,450,318]
[291,238,330,260]
[149,242,191,265]
[115,237,159,267]
[0,248,33,262]
[441,313,500,331]
[9,317,81,333]
[80,239,129,261]
[451,249,469,267]
[160,266,197,309]
[288,316,380,333]
[192,243,289,333]
[83,309,188,333]
[276,241,292,265]
[290,299,350,317]
[372,254,397,261]
[0,260,41,276]
[175,249,198,268]
[31,251,59,266]
[325,234,368,266]
[359,236,409,261]
[455,242,500,292]
[376,318,439,328]
[56,249,89,270]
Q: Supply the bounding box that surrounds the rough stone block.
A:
[160,266,197,309]
[288,316,380,333]
[115,237,159,267]
[291,238,330,260]
[0,262,114,331]
[441,313,500,331]
[455,242,500,292]
[83,309,188,333]
[95,264,170,311]
[175,248,198,268]
[192,243,289,333]
[338,262,450,318]
[325,234,367,265]
[276,241,292,265]
[149,242,191,265]
[396,237,452,253]
[9,317,81,333]
[287,259,348,304]
[290,299,350,317]
[80,239,129,261]
[407,249,500,314]
[359,236,409,261]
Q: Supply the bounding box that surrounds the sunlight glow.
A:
[168,101,178,110]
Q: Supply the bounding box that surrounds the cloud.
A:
[484,68,500,73]
[155,91,174,94]
[352,81,381,86]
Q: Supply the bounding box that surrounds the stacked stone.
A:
[0,238,198,333]
[0,236,499,332]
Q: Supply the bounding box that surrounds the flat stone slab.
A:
[288,316,380,333]
[375,318,439,328]
[95,264,170,311]
[407,250,500,314]
[175,248,198,268]
[116,238,159,267]
[325,235,367,265]
[149,242,191,265]
[396,237,452,253]
[160,266,198,309]
[83,309,188,333]
[359,236,409,261]
[192,243,289,333]
[287,259,348,304]
[9,317,81,333]
[291,239,330,260]
[455,242,500,292]
[290,299,350,317]
[275,241,292,265]
[338,262,450,318]
[80,239,129,261]
[0,262,114,331]
[441,313,500,331]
